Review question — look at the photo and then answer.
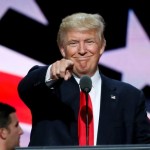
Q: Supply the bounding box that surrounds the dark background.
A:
[0,0,150,103]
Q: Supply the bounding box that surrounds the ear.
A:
[60,47,66,58]
[99,39,106,55]
[0,128,8,140]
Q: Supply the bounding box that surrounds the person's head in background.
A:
[0,102,23,150]
[57,12,106,78]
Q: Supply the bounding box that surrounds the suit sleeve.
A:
[134,91,150,143]
[17,65,50,108]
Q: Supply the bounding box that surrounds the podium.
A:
[16,144,150,150]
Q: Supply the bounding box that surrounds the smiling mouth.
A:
[78,58,88,61]
[74,56,91,61]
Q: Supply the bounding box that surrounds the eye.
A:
[15,122,19,127]
[89,40,94,43]
[85,40,95,45]
[68,41,78,47]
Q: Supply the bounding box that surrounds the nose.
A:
[19,125,24,135]
[78,42,86,54]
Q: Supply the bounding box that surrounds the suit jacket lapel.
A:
[60,76,80,144]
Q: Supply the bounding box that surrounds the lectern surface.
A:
[15,144,150,150]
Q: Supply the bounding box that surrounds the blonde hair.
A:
[57,12,105,47]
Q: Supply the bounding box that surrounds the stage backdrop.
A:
[0,0,150,147]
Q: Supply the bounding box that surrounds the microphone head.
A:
[79,75,92,93]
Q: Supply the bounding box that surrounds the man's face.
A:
[6,113,23,150]
[60,29,105,77]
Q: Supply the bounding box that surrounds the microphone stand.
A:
[79,75,92,146]
[85,91,89,146]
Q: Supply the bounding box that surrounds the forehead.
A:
[66,29,98,39]
[9,112,18,124]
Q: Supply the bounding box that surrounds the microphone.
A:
[79,75,92,93]
[79,75,92,145]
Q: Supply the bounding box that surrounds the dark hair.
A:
[0,102,16,128]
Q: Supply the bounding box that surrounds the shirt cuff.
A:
[45,65,57,88]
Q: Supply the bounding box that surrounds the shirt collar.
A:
[73,68,101,88]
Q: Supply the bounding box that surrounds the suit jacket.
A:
[18,65,150,146]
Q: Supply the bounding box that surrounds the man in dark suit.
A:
[0,102,23,150]
[17,12,150,146]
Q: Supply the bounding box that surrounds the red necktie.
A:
[78,91,94,146]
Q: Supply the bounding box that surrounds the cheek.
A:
[89,48,100,56]
[87,44,100,52]
[66,48,77,57]
[10,129,18,137]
